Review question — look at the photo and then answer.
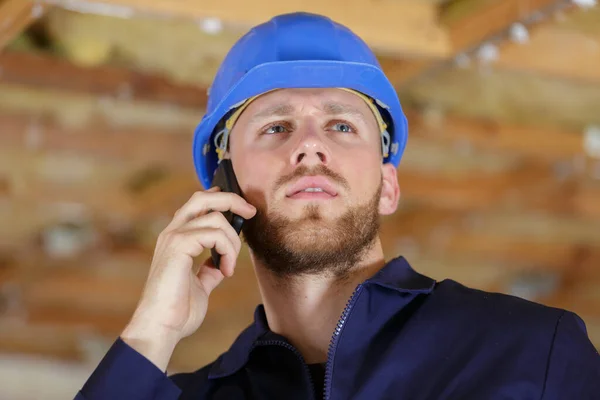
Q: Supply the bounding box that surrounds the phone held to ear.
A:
[210,159,245,269]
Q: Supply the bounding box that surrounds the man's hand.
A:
[120,187,256,371]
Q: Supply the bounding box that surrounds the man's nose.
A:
[289,129,331,167]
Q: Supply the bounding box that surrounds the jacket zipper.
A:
[254,339,317,400]
[323,283,364,400]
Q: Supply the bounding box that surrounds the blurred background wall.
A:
[0,0,599,398]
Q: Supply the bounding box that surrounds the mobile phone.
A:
[209,159,245,269]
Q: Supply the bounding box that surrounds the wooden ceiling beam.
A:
[442,0,563,51]
[0,50,207,109]
[0,320,84,361]
[25,306,131,336]
[495,24,600,84]
[402,64,600,130]
[381,208,600,272]
[397,167,600,220]
[0,112,195,169]
[13,249,260,335]
[43,0,450,57]
[406,109,587,162]
[381,0,569,87]
[0,0,46,51]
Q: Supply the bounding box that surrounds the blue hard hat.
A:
[192,12,408,189]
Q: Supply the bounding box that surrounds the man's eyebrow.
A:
[250,104,295,122]
[322,102,367,121]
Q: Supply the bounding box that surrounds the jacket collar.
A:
[208,256,435,379]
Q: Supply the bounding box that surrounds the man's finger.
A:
[181,212,242,255]
[168,191,256,229]
[195,257,227,294]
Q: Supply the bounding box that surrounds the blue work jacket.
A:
[75,256,600,399]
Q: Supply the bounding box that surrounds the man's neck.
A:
[251,242,386,364]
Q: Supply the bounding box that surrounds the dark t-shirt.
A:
[307,363,326,399]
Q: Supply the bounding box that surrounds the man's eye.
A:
[264,124,289,135]
[331,122,354,133]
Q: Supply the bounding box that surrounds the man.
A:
[75,12,599,400]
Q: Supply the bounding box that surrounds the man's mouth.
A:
[288,188,336,200]
[285,176,338,200]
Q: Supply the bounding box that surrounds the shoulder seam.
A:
[540,309,566,400]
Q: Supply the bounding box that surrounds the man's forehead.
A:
[246,88,370,120]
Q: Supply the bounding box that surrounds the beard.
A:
[242,165,382,280]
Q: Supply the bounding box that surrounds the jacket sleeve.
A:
[74,337,182,400]
[542,311,600,400]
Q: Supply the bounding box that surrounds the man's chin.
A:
[282,202,339,220]
[280,223,339,250]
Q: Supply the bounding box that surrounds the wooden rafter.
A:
[0,322,84,361]
[42,0,450,57]
[0,0,46,51]
[382,0,570,87]
[443,0,564,51]
[402,65,600,131]
[0,51,207,109]
[406,109,587,162]
[495,23,600,84]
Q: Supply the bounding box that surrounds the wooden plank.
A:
[0,175,9,196]
[13,249,251,339]
[24,270,145,314]
[0,320,83,361]
[406,109,586,162]
[443,0,561,51]
[26,306,132,336]
[382,0,566,86]
[496,26,600,84]
[44,0,450,57]
[0,51,207,109]
[0,0,46,50]
[0,82,200,132]
[397,167,600,219]
[403,66,600,131]
[381,208,600,271]
[0,112,195,169]
[399,208,600,246]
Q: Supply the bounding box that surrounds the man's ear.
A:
[379,163,400,215]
